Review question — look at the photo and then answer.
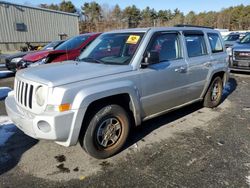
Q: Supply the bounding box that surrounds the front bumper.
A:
[229,57,250,72]
[5,94,75,142]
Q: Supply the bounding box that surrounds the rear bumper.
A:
[5,94,76,144]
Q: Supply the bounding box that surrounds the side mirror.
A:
[141,51,160,67]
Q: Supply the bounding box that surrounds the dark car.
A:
[5,40,65,72]
[228,32,250,72]
[224,32,246,48]
[18,33,101,69]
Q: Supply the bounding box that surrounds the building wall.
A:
[0,2,79,51]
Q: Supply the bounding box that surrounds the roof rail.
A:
[174,24,214,29]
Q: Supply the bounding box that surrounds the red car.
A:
[19,33,101,68]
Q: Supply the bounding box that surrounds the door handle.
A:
[204,62,212,67]
[175,66,187,73]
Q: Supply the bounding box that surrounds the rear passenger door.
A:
[207,32,227,71]
[140,31,190,117]
[183,30,211,100]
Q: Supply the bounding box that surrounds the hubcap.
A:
[211,81,220,101]
[96,117,122,148]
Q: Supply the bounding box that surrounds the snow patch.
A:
[246,175,250,185]
[0,116,16,146]
[0,87,12,100]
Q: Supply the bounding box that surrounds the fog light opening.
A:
[37,121,51,133]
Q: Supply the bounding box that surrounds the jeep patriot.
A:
[5,26,229,159]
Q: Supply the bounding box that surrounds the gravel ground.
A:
[0,72,250,187]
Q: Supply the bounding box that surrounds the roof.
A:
[105,26,216,34]
[0,1,79,17]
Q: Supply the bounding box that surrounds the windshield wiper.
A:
[79,57,104,64]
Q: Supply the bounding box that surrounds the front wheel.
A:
[79,104,130,159]
[203,76,223,108]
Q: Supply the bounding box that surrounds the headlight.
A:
[226,47,232,56]
[28,57,48,68]
[10,57,22,63]
[35,86,46,106]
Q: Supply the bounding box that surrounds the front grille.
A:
[234,51,250,61]
[15,79,34,109]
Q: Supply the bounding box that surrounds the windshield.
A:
[240,34,250,44]
[224,34,239,41]
[42,40,64,50]
[78,33,144,65]
[55,35,89,50]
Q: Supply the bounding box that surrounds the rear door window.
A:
[185,34,207,57]
[207,33,223,53]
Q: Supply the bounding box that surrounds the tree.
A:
[139,7,157,27]
[39,3,59,11]
[81,2,102,22]
[157,9,172,26]
[168,9,184,26]
[112,4,122,21]
[59,0,76,13]
[184,11,196,25]
[123,5,141,28]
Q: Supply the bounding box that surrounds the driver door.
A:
[139,31,190,117]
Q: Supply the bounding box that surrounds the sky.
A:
[7,0,250,14]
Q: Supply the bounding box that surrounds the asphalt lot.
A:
[0,70,250,187]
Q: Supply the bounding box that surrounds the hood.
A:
[22,49,68,62]
[17,61,133,87]
[22,50,52,62]
[224,41,236,46]
[232,43,250,51]
[6,51,31,60]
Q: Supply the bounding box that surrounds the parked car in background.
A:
[224,32,246,48]
[228,32,250,72]
[18,33,101,69]
[5,40,65,72]
[5,26,229,159]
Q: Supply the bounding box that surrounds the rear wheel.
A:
[79,104,130,159]
[203,76,223,108]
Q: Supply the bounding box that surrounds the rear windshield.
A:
[42,41,64,50]
[224,34,239,41]
[55,35,89,50]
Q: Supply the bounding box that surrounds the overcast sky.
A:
[9,0,250,14]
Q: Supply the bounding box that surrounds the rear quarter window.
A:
[207,33,223,53]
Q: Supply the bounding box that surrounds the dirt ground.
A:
[0,71,250,187]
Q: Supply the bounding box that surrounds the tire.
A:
[79,104,131,159]
[203,76,223,108]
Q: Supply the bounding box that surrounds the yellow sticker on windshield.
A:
[126,35,140,44]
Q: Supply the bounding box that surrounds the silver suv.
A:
[5,26,229,159]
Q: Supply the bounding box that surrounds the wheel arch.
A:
[67,81,142,146]
[201,70,228,98]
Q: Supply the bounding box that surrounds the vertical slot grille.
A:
[15,80,34,109]
[29,85,33,109]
